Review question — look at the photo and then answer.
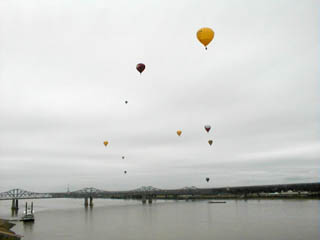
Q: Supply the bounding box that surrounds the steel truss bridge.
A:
[1,182,319,201]
[0,189,52,200]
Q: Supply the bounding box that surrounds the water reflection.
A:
[206,203,213,225]
[11,209,18,217]
[23,221,34,232]
[84,205,93,223]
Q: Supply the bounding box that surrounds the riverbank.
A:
[0,219,21,240]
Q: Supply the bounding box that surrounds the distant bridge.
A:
[1,182,319,208]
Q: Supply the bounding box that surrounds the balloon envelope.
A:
[103,141,108,146]
[197,28,214,49]
[206,177,210,182]
[136,63,145,74]
[204,125,211,133]
[176,130,182,136]
[208,140,213,146]
[124,171,127,174]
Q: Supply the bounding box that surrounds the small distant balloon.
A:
[176,130,182,136]
[124,170,127,174]
[206,177,210,182]
[197,27,214,50]
[208,140,213,146]
[103,141,109,147]
[204,125,211,133]
[125,101,128,104]
[122,156,125,159]
[136,63,145,74]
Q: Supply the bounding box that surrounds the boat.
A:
[21,202,34,222]
[208,201,226,204]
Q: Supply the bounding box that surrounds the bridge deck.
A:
[1,182,319,200]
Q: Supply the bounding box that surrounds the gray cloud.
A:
[0,0,319,192]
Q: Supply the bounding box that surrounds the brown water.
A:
[0,198,318,240]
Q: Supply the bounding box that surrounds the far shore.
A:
[107,192,320,200]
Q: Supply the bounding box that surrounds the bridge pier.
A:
[11,199,19,210]
[84,197,88,207]
[142,195,146,204]
[89,196,93,207]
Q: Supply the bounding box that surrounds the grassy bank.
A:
[0,219,21,240]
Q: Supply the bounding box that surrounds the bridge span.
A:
[1,182,319,208]
[0,189,52,210]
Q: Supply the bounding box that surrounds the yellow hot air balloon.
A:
[197,27,214,50]
[177,130,182,136]
[103,141,109,147]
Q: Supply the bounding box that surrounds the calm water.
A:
[0,198,318,240]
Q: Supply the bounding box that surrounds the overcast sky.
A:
[0,0,319,192]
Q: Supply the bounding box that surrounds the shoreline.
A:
[0,219,21,240]
[109,193,320,200]
[152,194,320,200]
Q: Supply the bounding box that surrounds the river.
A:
[0,198,318,240]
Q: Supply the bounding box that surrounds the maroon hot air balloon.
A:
[136,63,145,74]
[204,125,211,133]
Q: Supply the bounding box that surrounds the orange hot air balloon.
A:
[197,27,214,50]
[103,141,109,147]
[208,140,213,146]
[176,130,182,136]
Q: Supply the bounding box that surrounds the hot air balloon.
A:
[204,125,211,133]
[103,141,109,147]
[206,177,210,182]
[122,156,125,159]
[124,170,127,174]
[176,130,182,136]
[208,140,213,146]
[136,63,145,74]
[125,100,128,104]
[197,28,214,50]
